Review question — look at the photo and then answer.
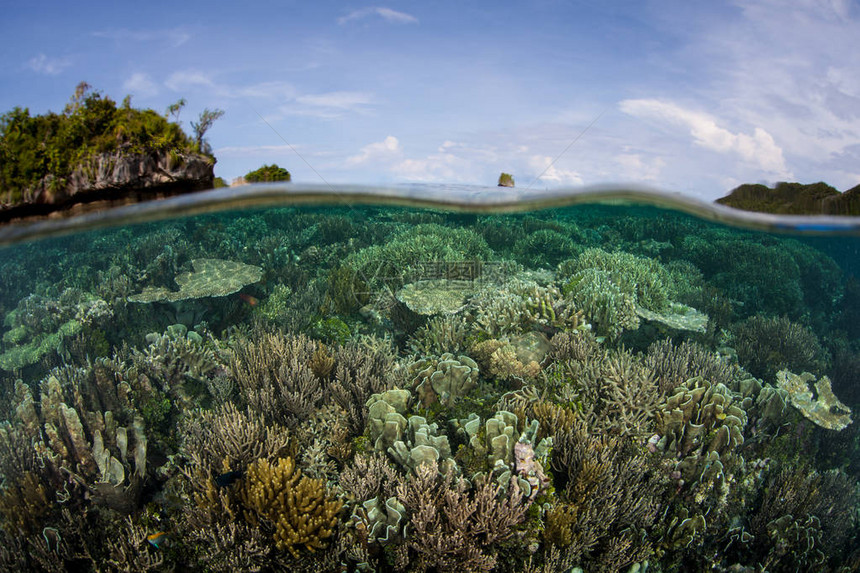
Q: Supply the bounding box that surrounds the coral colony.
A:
[0,204,857,571]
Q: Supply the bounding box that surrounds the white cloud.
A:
[619,99,790,176]
[392,154,469,182]
[26,54,70,75]
[528,155,583,186]
[123,73,159,97]
[165,70,215,92]
[93,28,190,48]
[616,154,665,182]
[295,91,374,110]
[214,145,299,158]
[234,81,296,100]
[338,7,418,25]
[346,136,401,166]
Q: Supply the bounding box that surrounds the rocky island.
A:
[716,181,860,216]
[0,83,221,222]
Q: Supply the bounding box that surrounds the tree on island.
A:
[166,98,187,123]
[498,172,515,187]
[190,108,225,155]
[244,164,291,183]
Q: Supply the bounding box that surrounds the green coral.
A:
[344,223,492,291]
[560,247,677,311]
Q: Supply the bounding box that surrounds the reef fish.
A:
[214,469,244,488]
[238,293,259,306]
[146,531,169,549]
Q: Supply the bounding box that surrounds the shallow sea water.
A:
[0,184,857,572]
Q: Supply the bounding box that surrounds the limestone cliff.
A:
[1,149,214,222]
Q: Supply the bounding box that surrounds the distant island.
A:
[716,181,860,216]
[0,83,223,222]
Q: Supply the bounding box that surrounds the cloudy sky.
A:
[1,0,858,200]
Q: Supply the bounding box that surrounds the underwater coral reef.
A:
[0,203,857,572]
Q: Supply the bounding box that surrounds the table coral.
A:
[776,370,852,431]
[129,258,262,302]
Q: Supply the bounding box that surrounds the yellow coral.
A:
[239,457,341,557]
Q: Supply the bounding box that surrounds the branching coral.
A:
[469,276,586,338]
[238,456,342,558]
[748,467,858,571]
[644,339,744,394]
[329,337,400,437]
[180,402,291,475]
[546,417,666,570]
[230,332,324,428]
[542,346,661,437]
[408,314,470,355]
[561,268,640,339]
[393,460,529,572]
[731,315,830,381]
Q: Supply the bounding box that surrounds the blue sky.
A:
[1,0,858,200]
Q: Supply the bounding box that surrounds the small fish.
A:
[238,293,259,306]
[214,469,244,488]
[147,531,169,549]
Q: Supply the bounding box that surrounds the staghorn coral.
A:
[731,315,830,382]
[393,460,529,572]
[103,516,165,572]
[546,417,666,571]
[469,276,586,338]
[343,223,493,292]
[748,466,857,571]
[644,339,744,395]
[0,289,112,371]
[408,314,470,355]
[339,452,400,503]
[230,332,324,428]
[238,456,342,558]
[543,345,661,437]
[186,521,271,573]
[329,337,400,437]
[129,325,227,411]
[179,401,291,476]
[559,247,678,310]
[562,268,640,339]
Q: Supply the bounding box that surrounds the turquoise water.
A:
[0,186,857,572]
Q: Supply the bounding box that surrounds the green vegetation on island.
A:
[498,172,515,187]
[244,163,292,183]
[716,181,860,215]
[0,83,223,217]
